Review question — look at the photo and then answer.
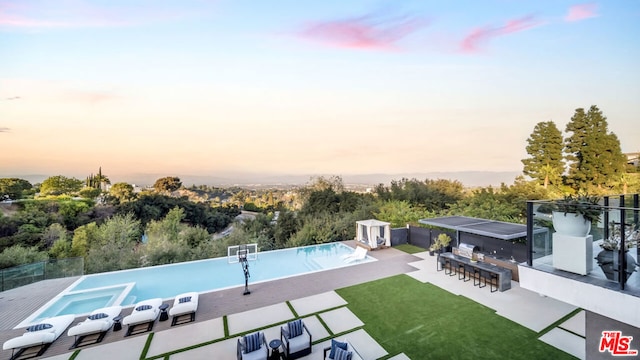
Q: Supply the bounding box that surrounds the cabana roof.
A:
[418,216,545,241]
[356,219,391,227]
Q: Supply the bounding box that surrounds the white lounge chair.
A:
[122,298,163,336]
[237,331,268,360]
[67,305,122,348]
[342,246,368,263]
[3,314,75,360]
[168,292,199,326]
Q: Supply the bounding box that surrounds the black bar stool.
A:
[462,263,475,282]
[477,269,488,288]
[445,259,456,276]
[458,262,467,281]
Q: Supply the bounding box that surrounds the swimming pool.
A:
[18,242,373,326]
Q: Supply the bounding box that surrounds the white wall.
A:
[518,265,640,329]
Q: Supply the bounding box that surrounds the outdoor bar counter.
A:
[438,252,512,292]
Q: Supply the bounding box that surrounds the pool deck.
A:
[0,242,418,358]
[0,242,585,359]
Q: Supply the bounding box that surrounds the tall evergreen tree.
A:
[522,121,564,188]
[564,105,626,191]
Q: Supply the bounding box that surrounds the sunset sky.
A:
[1,1,639,183]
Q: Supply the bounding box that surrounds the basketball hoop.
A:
[238,244,251,295]
[227,243,257,296]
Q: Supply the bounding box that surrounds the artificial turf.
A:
[336,275,577,360]
[393,244,428,254]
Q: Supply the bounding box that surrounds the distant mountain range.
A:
[6,171,522,188]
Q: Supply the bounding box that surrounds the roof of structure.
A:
[418,216,547,240]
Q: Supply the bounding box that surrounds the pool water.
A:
[19,243,373,326]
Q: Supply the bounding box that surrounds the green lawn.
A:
[336,275,576,360]
[392,244,427,254]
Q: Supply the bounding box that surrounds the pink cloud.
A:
[460,15,540,53]
[0,127,10,133]
[565,3,599,22]
[299,12,429,51]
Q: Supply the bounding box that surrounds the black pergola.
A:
[418,216,546,241]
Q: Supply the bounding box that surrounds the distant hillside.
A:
[4,171,521,188]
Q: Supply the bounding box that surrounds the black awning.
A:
[418,216,546,240]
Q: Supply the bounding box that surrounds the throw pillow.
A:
[87,313,109,320]
[288,319,303,338]
[26,323,53,332]
[244,332,261,353]
[136,305,152,311]
[329,339,348,358]
[334,346,353,360]
[178,296,192,304]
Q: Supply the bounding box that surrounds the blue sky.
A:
[1,1,639,181]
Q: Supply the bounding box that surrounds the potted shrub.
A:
[429,233,452,255]
[595,222,639,281]
[552,194,601,236]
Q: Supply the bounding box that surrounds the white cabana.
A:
[356,219,391,249]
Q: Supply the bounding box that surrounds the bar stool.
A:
[476,269,487,288]
[445,259,457,276]
[462,263,475,282]
[480,270,499,292]
[458,262,467,281]
[487,272,499,293]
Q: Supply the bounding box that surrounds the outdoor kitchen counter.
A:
[438,252,512,291]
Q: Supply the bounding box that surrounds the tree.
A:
[0,245,48,269]
[153,177,182,194]
[40,175,83,196]
[86,167,111,189]
[565,106,627,191]
[85,213,141,273]
[521,121,564,188]
[274,210,299,248]
[0,178,32,200]
[109,182,136,204]
[374,200,435,227]
[374,178,464,211]
[79,187,101,199]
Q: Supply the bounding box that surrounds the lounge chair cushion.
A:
[87,313,109,320]
[26,323,53,332]
[288,319,303,338]
[244,332,261,353]
[169,292,199,317]
[329,339,348,358]
[334,347,352,360]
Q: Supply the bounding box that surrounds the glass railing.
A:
[0,257,84,292]
[526,194,640,296]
